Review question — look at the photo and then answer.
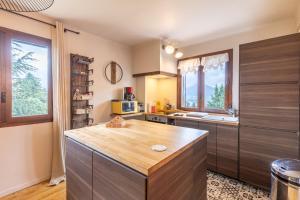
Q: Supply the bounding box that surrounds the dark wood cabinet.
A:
[65,138,93,200]
[175,119,198,129]
[93,151,146,200]
[239,33,300,189]
[199,122,217,171]
[240,83,299,131]
[124,114,146,121]
[239,126,299,189]
[217,125,238,178]
[176,119,238,178]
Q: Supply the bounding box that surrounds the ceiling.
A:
[42,0,298,46]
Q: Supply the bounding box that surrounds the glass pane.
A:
[181,71,198,108]
[11,40,49,117]
[204,63,226,110]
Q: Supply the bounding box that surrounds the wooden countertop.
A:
[64,120,208,176]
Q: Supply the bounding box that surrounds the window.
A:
[181,71,198,108]
[178,49,232,113]
[0,27,52,127]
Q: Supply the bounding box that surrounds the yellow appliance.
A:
[112,100,138,114]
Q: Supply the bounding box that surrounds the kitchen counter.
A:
[111,111,239,126]
[65,120,207,175]
[65,120,208,199]
[146,112,239,127]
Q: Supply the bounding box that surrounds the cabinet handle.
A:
[1,91,6,103]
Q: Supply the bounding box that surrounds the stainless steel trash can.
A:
[271,159,300,200]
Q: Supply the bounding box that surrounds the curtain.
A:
[49,21,70,186]
[178,58,200,75]
[201,53,229,72]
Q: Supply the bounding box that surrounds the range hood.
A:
[132,39,178,78]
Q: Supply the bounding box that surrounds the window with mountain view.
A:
[181,71,198,108]
[204,63,226,110]
[0,28,52,127]
[178,50,232,113]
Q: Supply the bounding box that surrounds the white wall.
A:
[157,77,177,107]
[0,11,135,197]
[0,11,54,197]
[182,18,297,109]
[65,28,135,123]
[297,2,300,30]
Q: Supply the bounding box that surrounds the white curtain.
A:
[49,21,70,186]
[201,53,229,72]
[178,58,200,75]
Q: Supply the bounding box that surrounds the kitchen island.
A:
[64,120,208,200]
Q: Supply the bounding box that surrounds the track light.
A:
[164,45,175,54]
[175,51,183,59]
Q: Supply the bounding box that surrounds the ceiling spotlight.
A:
[164,45,175,54]
[175,51,183,59]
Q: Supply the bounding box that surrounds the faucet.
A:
[227,107,237,118]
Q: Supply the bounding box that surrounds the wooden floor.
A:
[1,181,66,200]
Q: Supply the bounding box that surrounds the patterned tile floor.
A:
[208,171,270,200]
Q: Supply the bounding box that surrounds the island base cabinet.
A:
[147,138,207,200]
[66,138,93,200]
[93,151,147,200]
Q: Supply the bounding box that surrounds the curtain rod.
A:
[0,8,80,35]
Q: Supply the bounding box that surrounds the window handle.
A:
[1,91,6,103]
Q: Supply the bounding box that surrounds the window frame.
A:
[177,49,233,113]
[0,27,53,127]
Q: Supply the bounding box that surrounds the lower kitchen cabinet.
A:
[217,125,238,178]
[124,114,146,121]
[176,119,238,178]
[175,119,198,129]
[199,122,217,171]
[239,126,299,189]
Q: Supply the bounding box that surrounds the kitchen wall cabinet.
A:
[199,122,217,171]
[65,138,93,200]
[239,33,300,189]
[217,125,238,178]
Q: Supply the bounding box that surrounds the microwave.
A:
[111,100,138,114]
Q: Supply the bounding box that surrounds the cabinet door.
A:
[93,151,146,200]
[240,126,299,189]
[175,119,198,129]
[199,122,217,171]
[240,83,299,131]
[125,114,145,121]
[65,138,93,200]
[240,34,300,84]
[217,125,238,178]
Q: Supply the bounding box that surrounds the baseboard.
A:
[0,176,50,198]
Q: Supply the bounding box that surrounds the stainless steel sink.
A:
[202,115,238,122]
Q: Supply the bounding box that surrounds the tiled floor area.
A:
[2,171,270,200]
[208,171,270,200]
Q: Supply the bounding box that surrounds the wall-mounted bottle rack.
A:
[70,54,94,129]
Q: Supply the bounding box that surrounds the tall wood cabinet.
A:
[239,33,300,189]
